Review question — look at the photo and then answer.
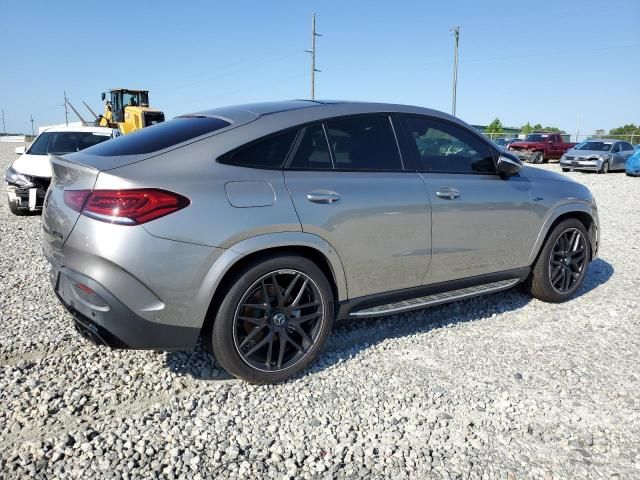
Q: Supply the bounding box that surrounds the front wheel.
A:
[599,161,609,174]
[533,152,544,164]
[210,254,334,383]
[527,219,590,303]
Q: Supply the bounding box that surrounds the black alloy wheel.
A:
[233,269,325,372]
[548,227,588,294]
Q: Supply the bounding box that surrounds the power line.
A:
[152,50,303,93]
[305,13,321,100]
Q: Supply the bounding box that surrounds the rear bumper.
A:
[49,262,200,350]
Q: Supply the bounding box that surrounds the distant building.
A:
[471,124,521,137]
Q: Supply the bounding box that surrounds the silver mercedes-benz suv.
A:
[42,100,599,383]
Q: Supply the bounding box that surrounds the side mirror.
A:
[101,92,106,101]
[14,146,25,155]
[497,152,522,177]
[547,140,553,144]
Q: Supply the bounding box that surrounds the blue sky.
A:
[1,0,638,136]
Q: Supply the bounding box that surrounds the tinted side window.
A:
[85,116,231,156]
[612,143,621,152]
[621,142,634,151]
[220,130,297,169]
[325,116,402,171]
[289,124,332,169]
[404,117,496,174]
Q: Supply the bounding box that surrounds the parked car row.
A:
[493,132,639,176]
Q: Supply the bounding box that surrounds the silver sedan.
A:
[560,139,635,173]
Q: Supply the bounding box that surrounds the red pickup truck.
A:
[508,133,576,164]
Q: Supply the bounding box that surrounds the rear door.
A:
[284,115,431,299]
[400,115,532,284]
[547,134,562,158]
[611,143,624,169]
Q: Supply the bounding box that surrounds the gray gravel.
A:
[0,142,639,479]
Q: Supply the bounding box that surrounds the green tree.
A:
[520,121,534,135]
[486,117,504,138]
[594,129,606,138]
[609,124,639,142]
[533,123,543,131]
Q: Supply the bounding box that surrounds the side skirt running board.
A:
[349,279,520,318]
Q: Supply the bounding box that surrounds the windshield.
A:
[524,134,549,142]
[494,138,507,146]
[575,141,612,152]
[27,131,112,155]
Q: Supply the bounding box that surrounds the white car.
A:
[5,125,119,215]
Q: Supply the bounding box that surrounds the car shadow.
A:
[165,258,613,381]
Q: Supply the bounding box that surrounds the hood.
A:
[521,165,577,183]
[509,142,539,149]
[566,148,608,158]
[10,153,53,178]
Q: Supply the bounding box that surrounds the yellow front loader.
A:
[98,88,165,134]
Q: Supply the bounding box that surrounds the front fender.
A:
[527,200,599,264]
[193,232,349,326]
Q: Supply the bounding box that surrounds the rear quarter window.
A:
[83,116,231,156]
[218,130,298,169]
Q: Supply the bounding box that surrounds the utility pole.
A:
[575,115,580,143]
[1,109,5,135]
[63,91,69,126]
[450,26,460,117]
[305,13,321,100]
[30,114,35,136]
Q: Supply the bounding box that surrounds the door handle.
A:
[307,190,341,204]
[436,187,460,200]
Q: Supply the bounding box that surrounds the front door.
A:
[401,115,532,284]
[284,116,431,299]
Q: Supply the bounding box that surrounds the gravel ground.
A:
[0,141,638,479]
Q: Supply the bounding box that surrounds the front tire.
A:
[210,254,334,384]
[599,161,609,174]
[533,152,544,164]
[527,219,590,303]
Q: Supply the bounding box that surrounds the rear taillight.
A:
[64,189,190,225]
[64,190,91,212]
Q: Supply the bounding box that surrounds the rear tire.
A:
[562,168,570,172]
[527,218,590,303]
[210,254,334,384]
